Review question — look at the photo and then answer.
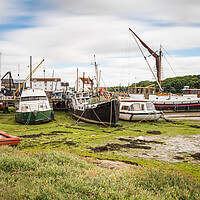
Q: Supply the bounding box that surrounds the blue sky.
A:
[0,0,200,87]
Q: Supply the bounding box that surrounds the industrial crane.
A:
[15,59,44,95]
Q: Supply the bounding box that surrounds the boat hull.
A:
[119,111,162,121]
[154,101,200,111]
[15,110,54,125]
[0,131,21,146]
[70,100,120,126]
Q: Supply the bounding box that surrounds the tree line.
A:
[107,74,200,94]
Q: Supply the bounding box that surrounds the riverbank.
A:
[164,112,200,120]
[0,110,200,199]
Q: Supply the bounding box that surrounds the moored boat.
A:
[128,28,200,112]
[70,92,120,126]
[0,131,21,146]
[15,88,54,124]
[120,98,162,121]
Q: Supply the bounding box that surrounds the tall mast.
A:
[94,55,99,93]
[30,56,32,89]
[51,70,54,91]
[18,65,20,93]
[129,28,162,92]
[76,68,78,92]
[83,72,85,92]
[99,70,101,89]
[159,44,162,92]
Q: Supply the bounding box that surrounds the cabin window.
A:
[82,99,85,103]
[134,103,141,111]
[129,104,134,111]
[121,106,129,110]
[83,93,88,97]
[141,104,145,111]
[21,96,46,101]
[146,102,154,111]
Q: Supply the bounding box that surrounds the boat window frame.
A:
[133,103,141,111]
[121,105,129,111]
[21,96,47,102]
[146,102,155,111]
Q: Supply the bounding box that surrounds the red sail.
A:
[129,28,161,85]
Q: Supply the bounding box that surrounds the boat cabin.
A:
[120,101,156,112]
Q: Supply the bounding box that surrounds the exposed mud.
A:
[19,132,62,138]
[146,131,162,135]
[188,125,200,128]
[119,135,200,163]
[90,134,200,164]
[90,141,152,152]
[65,125,86,130]
[190,153,200,160]
[118,137,164,144]
[42,139,76,146]
[19,131,74,138]
[50,131,73,134]
[164,119,183,125]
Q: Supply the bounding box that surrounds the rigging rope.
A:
[130,31,162,91]
[161,46,183,86]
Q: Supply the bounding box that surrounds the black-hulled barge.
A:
[69,92,119,126]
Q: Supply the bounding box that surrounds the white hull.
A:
[119,111,162,121]
[119,98,162,121]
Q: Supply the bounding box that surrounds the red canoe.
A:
[0,131,21,146]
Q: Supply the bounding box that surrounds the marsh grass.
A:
[0,110,200,199]
[0,146,199,200]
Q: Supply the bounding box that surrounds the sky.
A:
[0,0,200,88]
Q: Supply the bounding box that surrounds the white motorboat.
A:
[120,98,162,121]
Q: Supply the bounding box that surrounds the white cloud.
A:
[0,0,200,88]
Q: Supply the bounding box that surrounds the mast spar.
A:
[129,28,162,92]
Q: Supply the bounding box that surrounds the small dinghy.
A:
[0,131,21,146]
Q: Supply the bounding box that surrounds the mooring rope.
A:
[92,107,108,127]
[74,106,87,124]
[109,100,113,127]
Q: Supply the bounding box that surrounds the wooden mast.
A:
[30,56,32,89]
[94,55,99,94]
[159,44,162,92]
[129,28,162,92]
[76,68,78,92]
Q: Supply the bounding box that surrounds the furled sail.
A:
[129,28,161,89]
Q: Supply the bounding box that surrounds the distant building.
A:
[182,87,200,98]
[32,78,69,91]
[76,77,94,92]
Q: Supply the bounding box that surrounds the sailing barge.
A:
[129,28,200,111]
[70,92,120,126]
